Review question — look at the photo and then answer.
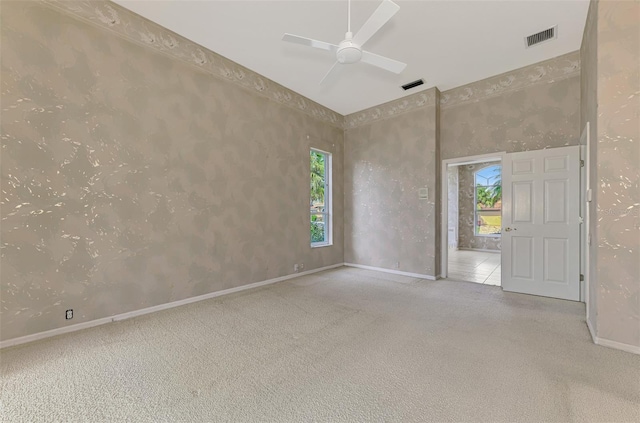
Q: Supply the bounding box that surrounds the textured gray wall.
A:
[580,0,640,350]
[0,2,344,341]
[344,96,440,276]
[593,0,640,348]
[441,76,581,159]
[457,162,501,251]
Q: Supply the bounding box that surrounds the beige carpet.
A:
[1,267,639,422]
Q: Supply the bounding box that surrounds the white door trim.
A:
[581,122,592,318]
[440,152,505,279]
[580,144,586,302]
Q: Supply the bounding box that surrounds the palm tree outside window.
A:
[474,164,502,236]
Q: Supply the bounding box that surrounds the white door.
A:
[502,146,581,301]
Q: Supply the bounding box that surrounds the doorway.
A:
[443,154,503,286]
[441,146,582,302]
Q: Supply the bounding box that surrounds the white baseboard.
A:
[344,263,437,280]
[585,318,640,355]
[0,263,345,349]
[594,338,640,355]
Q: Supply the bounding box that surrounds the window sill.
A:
[311,242,332,249]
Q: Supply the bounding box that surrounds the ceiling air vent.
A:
[401,79,424,91]
[525,26,557,48]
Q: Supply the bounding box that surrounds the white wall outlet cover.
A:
[418,188,429,199]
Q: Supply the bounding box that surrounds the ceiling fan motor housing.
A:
[337,35,362,64]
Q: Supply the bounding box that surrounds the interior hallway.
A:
[2,267,638,422]
[448,249,501,286]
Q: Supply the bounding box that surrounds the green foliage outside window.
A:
[311,215,325,243]
[310,150,328,244]
[310,151,325,204]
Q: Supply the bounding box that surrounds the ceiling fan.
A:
[282,0,407,84]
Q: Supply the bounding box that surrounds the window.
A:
[474,164,502,236]
[310,149,332,247]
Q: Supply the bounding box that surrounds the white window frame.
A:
[310,148,332,248]
[474,164,502,238]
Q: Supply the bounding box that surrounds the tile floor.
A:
[447,249,501,286]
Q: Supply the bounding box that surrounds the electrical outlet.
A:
[299,263,304,271]
[65,309,73,320]
[293,264,299,272]
[394,261,400,269]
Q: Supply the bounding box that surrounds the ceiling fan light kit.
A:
[282,0,407,84]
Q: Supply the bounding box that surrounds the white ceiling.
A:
[113,0,589,115]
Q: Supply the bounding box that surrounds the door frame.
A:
[580,122,591,313]
[440,152,505,279]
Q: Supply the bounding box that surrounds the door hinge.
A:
[580,159,585,167]
[580,274,584,281]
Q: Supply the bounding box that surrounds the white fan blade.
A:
[352,0,400,47]
[282,33,338,53]
[361,50,406,74]
[320,62,342,85]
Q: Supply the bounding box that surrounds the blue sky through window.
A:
[476,164,501,186]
